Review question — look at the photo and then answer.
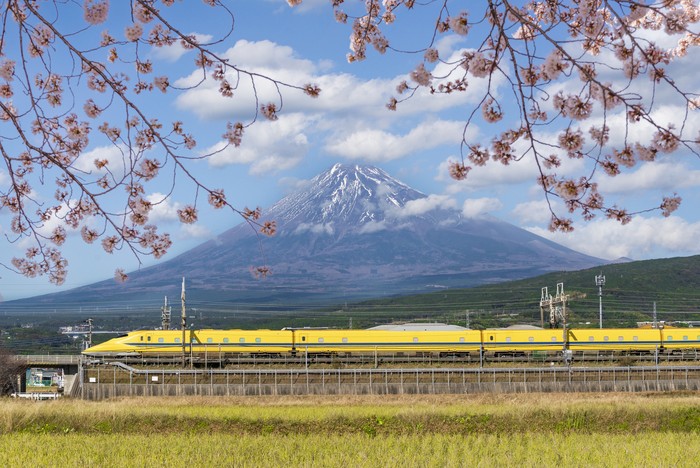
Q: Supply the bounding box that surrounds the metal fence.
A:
[15,355,81,365]
[80,364,700,400]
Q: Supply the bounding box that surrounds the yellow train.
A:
[82,327,700,357]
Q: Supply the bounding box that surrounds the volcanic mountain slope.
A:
[19,163,604,306]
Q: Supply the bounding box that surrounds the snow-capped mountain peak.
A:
[267,163,427,229]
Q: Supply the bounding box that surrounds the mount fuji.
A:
[17,163,604,306]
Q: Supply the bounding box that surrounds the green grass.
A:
[2,432,699,466]
[0,393,699,466]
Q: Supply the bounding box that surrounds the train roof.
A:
[368,323,467,331]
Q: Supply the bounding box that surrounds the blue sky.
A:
[1,0,699,301]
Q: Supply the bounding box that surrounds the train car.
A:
[83,329,295,356]
[661,328,700,352]
[292,329,483,355]
[83,330,182,356]
[84,326,693,361]
[481,329,566,355]
[191,329,294,354]
[567,328,662,353]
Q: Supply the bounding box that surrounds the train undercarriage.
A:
[84,347,700,369]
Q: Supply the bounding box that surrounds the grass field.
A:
[1,393,699,466]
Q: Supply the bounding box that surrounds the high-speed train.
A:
[82,327,700,357]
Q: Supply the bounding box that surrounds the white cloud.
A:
[527,216,700,260]
[294,222,334,235]
[325,119,469,162]
[175,40,322,120]
[462,197,503,218]
[206,113,310,174]
[143,195,211,238]
[394,194,456,217]
[439,156,540,194]
[511,200,555,224]
[145,193,181,223]
[284,0,326,13]
[151,33,214,62]
[358,220,387,234]
[73,145,127,175]
[598,161,700,194]
[179,224,211,239]
[174,40,500,156]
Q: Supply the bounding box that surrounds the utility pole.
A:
[556,282,568,330]
[466,310,470,329]
[540,287,553,328]
[539,283,568,330]
[595,273,606,329]
[653,301,657,329]
[85,318,93,350]
[181,277,187,364]
[161,296,171,331]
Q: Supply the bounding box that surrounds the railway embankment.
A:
[78,363,700,400]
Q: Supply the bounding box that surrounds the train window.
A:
[489,336,494,341]
[683,336,688,341]
[459,337,465,343]
[302,336,306,342]
[528,337,534,342]
[318,337,324,343]
[207,338,213,343]
[413,337,419,342]
[158,338,164,343]
[551,337,557,342]
[633,336,638,341]
[342,337,348,343]
[506,337,511,343]
[239,338,245,343]
[174,338,180,343]
[618,336,624,341]
[604,336,609,341]
[191,338,196,343]
[668,336,673,341]
[140,336,144,342]
[147,336,151,342]
[223,338,229,343]
[589,336,594,341]
[255,338,261,343]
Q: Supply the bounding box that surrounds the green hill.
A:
[2,255,699,354]
[325,255,700,330]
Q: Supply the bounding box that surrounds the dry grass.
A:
[1,432,699,466]
[1,393,699,466]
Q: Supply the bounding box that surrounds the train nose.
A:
[82,340,119,356]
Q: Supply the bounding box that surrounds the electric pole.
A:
[540,287,553,328]
[85,318,93,350]
[161,296,171,331]
[595,273,605,329]
[539,283,568,330]
[181,277,187,364]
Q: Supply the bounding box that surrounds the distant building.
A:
[26,368,64,393]
[58,324,89,334]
